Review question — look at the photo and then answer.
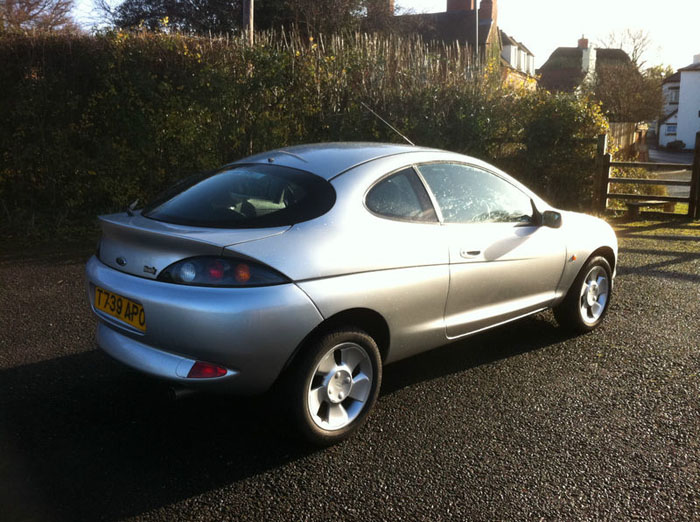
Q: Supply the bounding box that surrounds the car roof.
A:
[228,142,440,180]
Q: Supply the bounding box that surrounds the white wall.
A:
[501,44,535,76]
[662,82,680,115]
[659,112,678,147]
[677,70,700,149]
[501,45,516,69]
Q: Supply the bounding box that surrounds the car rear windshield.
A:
[142,164,336,228]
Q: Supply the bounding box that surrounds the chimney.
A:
[582,44,597,87]
[694,53,700,64]
[447,0,475,11]
[479,0,497,22]
[368,0,395,17]
[578,36,589,49]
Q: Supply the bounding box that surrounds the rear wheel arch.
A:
[285,327,382,445]
[283,308,391,372]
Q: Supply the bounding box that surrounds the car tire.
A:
[287,328,382,446]
[554,255,613,334]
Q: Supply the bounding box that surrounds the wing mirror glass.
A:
[542,210,562,229]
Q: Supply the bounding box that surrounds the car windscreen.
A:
[142,164,336,228]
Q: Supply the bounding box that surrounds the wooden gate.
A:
[595,132,700,220]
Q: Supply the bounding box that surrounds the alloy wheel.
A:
[307,342,374,431]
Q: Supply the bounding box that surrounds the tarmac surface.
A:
[648,147,694,165]
[1,220,699,521]
[647,147,695,198]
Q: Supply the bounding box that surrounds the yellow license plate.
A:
[94,286,146,332]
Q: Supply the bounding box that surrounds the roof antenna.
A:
[360,102,415,146]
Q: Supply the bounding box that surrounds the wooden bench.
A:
[625,200,674,219]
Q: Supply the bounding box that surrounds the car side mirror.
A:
[542,210,562,229]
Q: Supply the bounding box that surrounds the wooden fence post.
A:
[242,0,254,46]
[595,134,610,213]
[690,132,700,220]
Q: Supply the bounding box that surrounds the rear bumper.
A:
[86,256,323,394]
[97,322,241,390]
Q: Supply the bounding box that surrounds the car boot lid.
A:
[97,211,289,279]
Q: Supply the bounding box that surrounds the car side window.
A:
[417,163,533,224]
[366,168,438,222]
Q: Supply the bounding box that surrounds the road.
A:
[648,147,694,198]
[648,148,694,165]
[1,222,699,521]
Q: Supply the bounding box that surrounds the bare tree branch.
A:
[91,0,120,27]
[597,29,652,69]
[1,0,78,31]
[1,0,77,31]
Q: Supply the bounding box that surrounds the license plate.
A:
[94,286,146,332]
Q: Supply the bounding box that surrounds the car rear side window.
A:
[418,163,533,224]
[365,168,438,223]
[142,164,336,228]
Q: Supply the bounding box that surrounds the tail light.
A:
[158,256,289,287]
[187,361,228,379]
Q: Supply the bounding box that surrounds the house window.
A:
[668,89,679,104]
[666,124,677,135]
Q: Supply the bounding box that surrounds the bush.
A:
[0,31,608,238]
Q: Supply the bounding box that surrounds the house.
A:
[375,1,536,85]
[537,37,632,93]
[500,30,535,87]
[675,55,700,150]
[658,71,680,147]
[658,56,700,150]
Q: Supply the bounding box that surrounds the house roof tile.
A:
[678,62,700,72]
[662,71,681,84]
[500,30,533,56]
[537,68,586,91]
[537,46,633,91]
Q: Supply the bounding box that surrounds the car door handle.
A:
[460,249,481,258]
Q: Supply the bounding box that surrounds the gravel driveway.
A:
[1,220,698,521]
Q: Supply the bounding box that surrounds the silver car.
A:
[86,143,617,445]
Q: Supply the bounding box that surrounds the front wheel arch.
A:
[589,246,616,275]
[554,255,613,333]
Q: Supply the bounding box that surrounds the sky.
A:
[74,0,700,71]
[397,0,699,70]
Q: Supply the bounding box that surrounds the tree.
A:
[587,64,655,122]
[597,29,653,69]
[278,0,364,35]
[1,0,77,31]
[112,0,243,33]
[107,0,374,36]
[588,30,670,122]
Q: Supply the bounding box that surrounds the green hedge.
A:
[0,31,608,238]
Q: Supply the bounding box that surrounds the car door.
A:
[417,162,567,339]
